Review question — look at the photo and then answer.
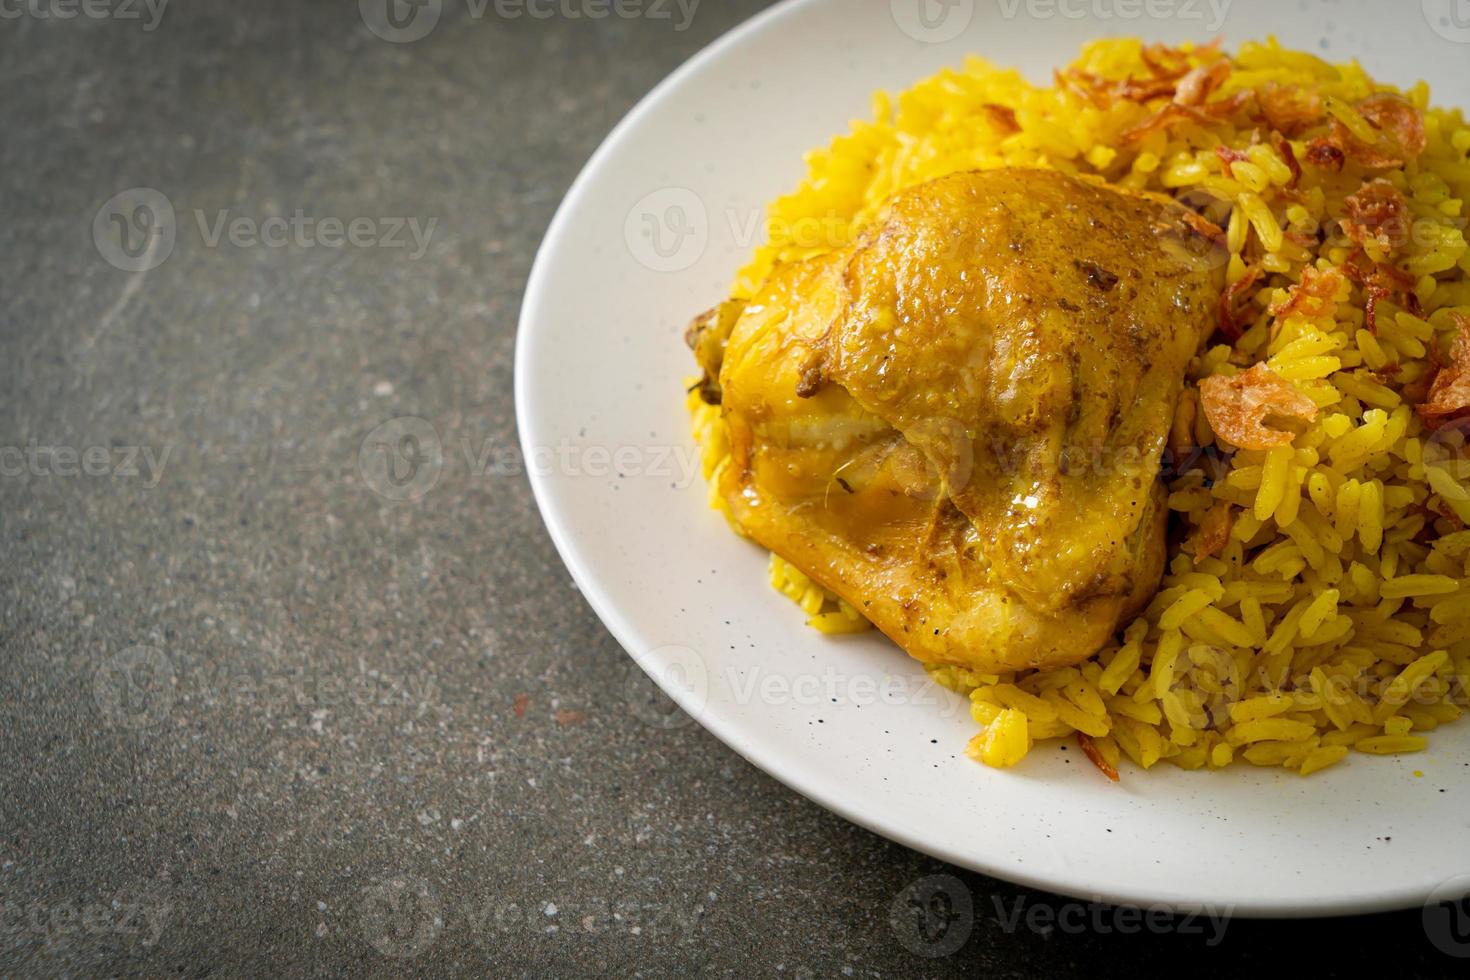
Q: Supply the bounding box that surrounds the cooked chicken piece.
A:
[691,168,1225,674]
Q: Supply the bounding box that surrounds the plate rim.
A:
[515,0,1456,918]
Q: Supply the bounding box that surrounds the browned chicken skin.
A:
[691,168,1226,674]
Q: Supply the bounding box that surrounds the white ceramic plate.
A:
[517,0,1470,916]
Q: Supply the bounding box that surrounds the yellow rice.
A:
[688,38,1470,777]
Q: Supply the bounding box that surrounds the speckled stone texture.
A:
[0,1,1462,975]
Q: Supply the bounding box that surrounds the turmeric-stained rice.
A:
[688,38,1470,777]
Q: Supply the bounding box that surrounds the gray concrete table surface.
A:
[0,1,1462,976]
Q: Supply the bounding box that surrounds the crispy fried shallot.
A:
[1256,82,1324,136]
[1218,264,1264,340]
[1270,132,1303,187]
[1139,38,1220,80]
[1214,145,1249,178]
[1355,93,1428,163]
[1174,60,1232,107]
[1091,47,1246,143]
[1193,501,1235,560]
[1417,314,1470,431]
[980,103,1021,135]
[1269,265,1346,321]
[1341,179,1410,251]
[1077,733,1120,782]
[1058,69,1179,108]
[1315,94,1428,170]
[1342,247,1419,333]
[1305,138,1346,172]
[1403,339,1445,406]
[1199,363,1319,450]
[1122,91,1254,143]
[1122,102,1207,142]
[1065,40,1228,112]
